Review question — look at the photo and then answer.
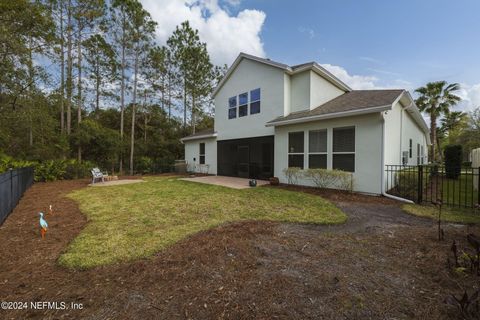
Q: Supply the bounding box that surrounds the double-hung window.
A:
[308,129,327,169]
[250,88,260,115]
[239,92,248,117]
[416,143,421,165]
[332,127,355,172]
[199,143,205,164]
[288,132,304,168]
[228,96,237,119]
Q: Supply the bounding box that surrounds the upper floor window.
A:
[228,96,236,119]
[239,92,248,117]
[250,88,261,115]
[409,139,413,158]
[308,129,327,169]
[332,126,355,172]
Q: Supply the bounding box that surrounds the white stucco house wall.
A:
[181,53,430,195]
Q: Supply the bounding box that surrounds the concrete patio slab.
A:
[180,176,269,189]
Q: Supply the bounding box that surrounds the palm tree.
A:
[415,81,461,161]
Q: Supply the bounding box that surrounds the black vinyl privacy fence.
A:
[385,165,480,208]
[0,167,34,225]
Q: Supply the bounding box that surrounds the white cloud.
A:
[140,0,266,66]
[456,83,480,112]
[320,64,379,90]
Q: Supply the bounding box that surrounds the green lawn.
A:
[60,176,346,269]
[402,203,480,224]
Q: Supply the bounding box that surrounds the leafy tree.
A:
[415,81,461,161]
[83,34,117,117]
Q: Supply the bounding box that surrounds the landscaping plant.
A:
[444,144,463,179]
[283,167,302,185]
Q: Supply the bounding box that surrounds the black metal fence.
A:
[385,165,480,208]
[0,167,34,225]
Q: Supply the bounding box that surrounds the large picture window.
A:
[228,96,236,119]
[308,129,327,169]
[332,127,355,172]
[199,143,205,164]
[239,92,248,117]
[250,88,260,115]
[288,131,304,168]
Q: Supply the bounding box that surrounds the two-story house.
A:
[181,53,430,194]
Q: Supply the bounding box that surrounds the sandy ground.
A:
[0,179,478,319]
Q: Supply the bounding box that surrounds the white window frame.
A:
[250,88,261,115]
[228,96,237,119]
[332,126,355,172]
[308,129,327,169]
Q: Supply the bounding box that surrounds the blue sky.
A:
[143,0,480,111]
[242,0,479,89]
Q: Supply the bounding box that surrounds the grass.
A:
[402,203,480,224]
[60,176,346,269]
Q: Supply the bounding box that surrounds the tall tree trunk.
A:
[119,14,126,174]
[144,90,147,142]
[430,113,437,162]
[192,92,196,134]
[77,25,83,163]
[66,0,73,135]
[95,61,100,119]
[183,79,187,127]
[130,50,139,175]
[60,0,65,134]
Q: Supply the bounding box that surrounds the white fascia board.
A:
[265,105,392,127]
[212,53,290,97]
[398,91,431,144]
[180,133,217,143]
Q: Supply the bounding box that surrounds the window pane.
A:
[288,154,304,169]
[250,88,260,101]
[288,132,304,153]
[333,127,355,152]
[200,155,205,165]
[309,154,327,169]
[239,92,248,105]
[239,104,248,117]
[333,154,355,172]
[250,101,260,114]
[309,130,327,153]
[228,108,236,119]
[229,96,237,108]
[199,143,205,154]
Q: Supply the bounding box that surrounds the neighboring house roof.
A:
[180,128,217,142]
[212,53,352,97]
[266,90,404,126]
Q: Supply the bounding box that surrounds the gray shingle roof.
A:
[181,128,215,141]
[267,89,404,125]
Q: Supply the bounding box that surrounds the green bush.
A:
[0,154,95,181]
[283,167,302,185]
[304,168,354,192]
[395,170,418,200]
[444,145,463,179]
[135,156,154,174]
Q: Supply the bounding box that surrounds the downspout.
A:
[380,111,414,203]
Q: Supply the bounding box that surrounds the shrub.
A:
[395,170,418,200]
[135,156,154,174]
[283,167,302,185]
[304,168,354,192]
[444,145,463,179]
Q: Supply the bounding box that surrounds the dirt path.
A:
[0,180,475,319]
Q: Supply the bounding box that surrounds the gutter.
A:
[266,105,391,127]
[380,112,414,204]
[180,133,217,143]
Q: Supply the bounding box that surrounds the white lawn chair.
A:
[91,168,108,184]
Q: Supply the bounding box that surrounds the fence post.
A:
[478,167,480,206]
[417,165,423,203]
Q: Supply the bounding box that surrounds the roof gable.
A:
[212,53,352,97]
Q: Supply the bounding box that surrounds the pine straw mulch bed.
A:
[0,179,478,319]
